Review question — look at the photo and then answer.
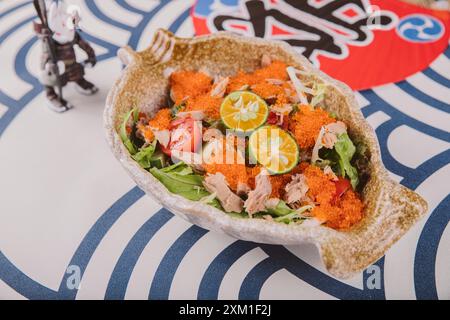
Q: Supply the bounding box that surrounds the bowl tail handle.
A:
[141,29,177,65]
[316,180,428,279]
[118,46,138,66]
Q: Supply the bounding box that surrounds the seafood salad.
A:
[120,56,369,230]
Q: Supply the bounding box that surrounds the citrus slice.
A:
[249,126,299,174]
[220,91,269,133]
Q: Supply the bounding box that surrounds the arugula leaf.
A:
[149,151,167,169]
[150,167,209,201]
[151,163,223,208]
[132,141,156,169]
[175,166,194,176]
[334,133,359,189]
[157,168,203,186]
[162,161,196,176]
[161,161,188,173]
[120,108,138,155]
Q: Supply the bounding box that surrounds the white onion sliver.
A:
[286,66,311,105]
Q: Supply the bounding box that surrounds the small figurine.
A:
[33,0,98,113]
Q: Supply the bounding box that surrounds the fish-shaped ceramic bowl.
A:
[104,29,428,279]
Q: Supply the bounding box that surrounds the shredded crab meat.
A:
[265,78,285,85]
[177,110,205,121]
[271,103,293,115]
[211,76,229,98]
[312,121,347,163]
[324,166,338,181]
[244,169,272,216]
[203,128,223,142]
[291,105,336,150]
[284,174,309,205]
[203,173,243,213]
[153,129,170,148]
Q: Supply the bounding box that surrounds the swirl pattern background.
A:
[0,0,448,300]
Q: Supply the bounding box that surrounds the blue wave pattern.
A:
[0,0,449,300]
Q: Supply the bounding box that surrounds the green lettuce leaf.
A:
[120,108,138,155]
[132,141,157,169]
[152,168,203,187]
[266,200,313,224]
[174,166,194,176]
[266,200,295,217]
[227,212,248,219]
[149,166,220,206]
[161,162,194,175]
[200,192,218,205]
[334,133,359,189]
[311,83,327,107]
[273,205,313,224]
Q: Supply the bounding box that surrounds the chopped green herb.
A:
[131,141,157,169]
[120,108,138,155]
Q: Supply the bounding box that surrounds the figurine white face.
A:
[48,2,79,44]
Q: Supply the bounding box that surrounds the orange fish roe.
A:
[245,166,260,190]
[227,61,289,94]
[185,94,222,120]
[274,92,290,107]
[269,173,295,198]
[245,165,302,198]
[137,122,154,142]
[138,108,172,143]
[251,82,285,100]
[203,138,248,190]
[303,164,336,204]
[254,60,289,80]
[290,105,336,149]
[302,164,363,229]
[312,191,364,230]
[148,108,172,130]
[204,163,248,191]
[227,71,255,93]
[170,71,212,105]
[335,190,363,229]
